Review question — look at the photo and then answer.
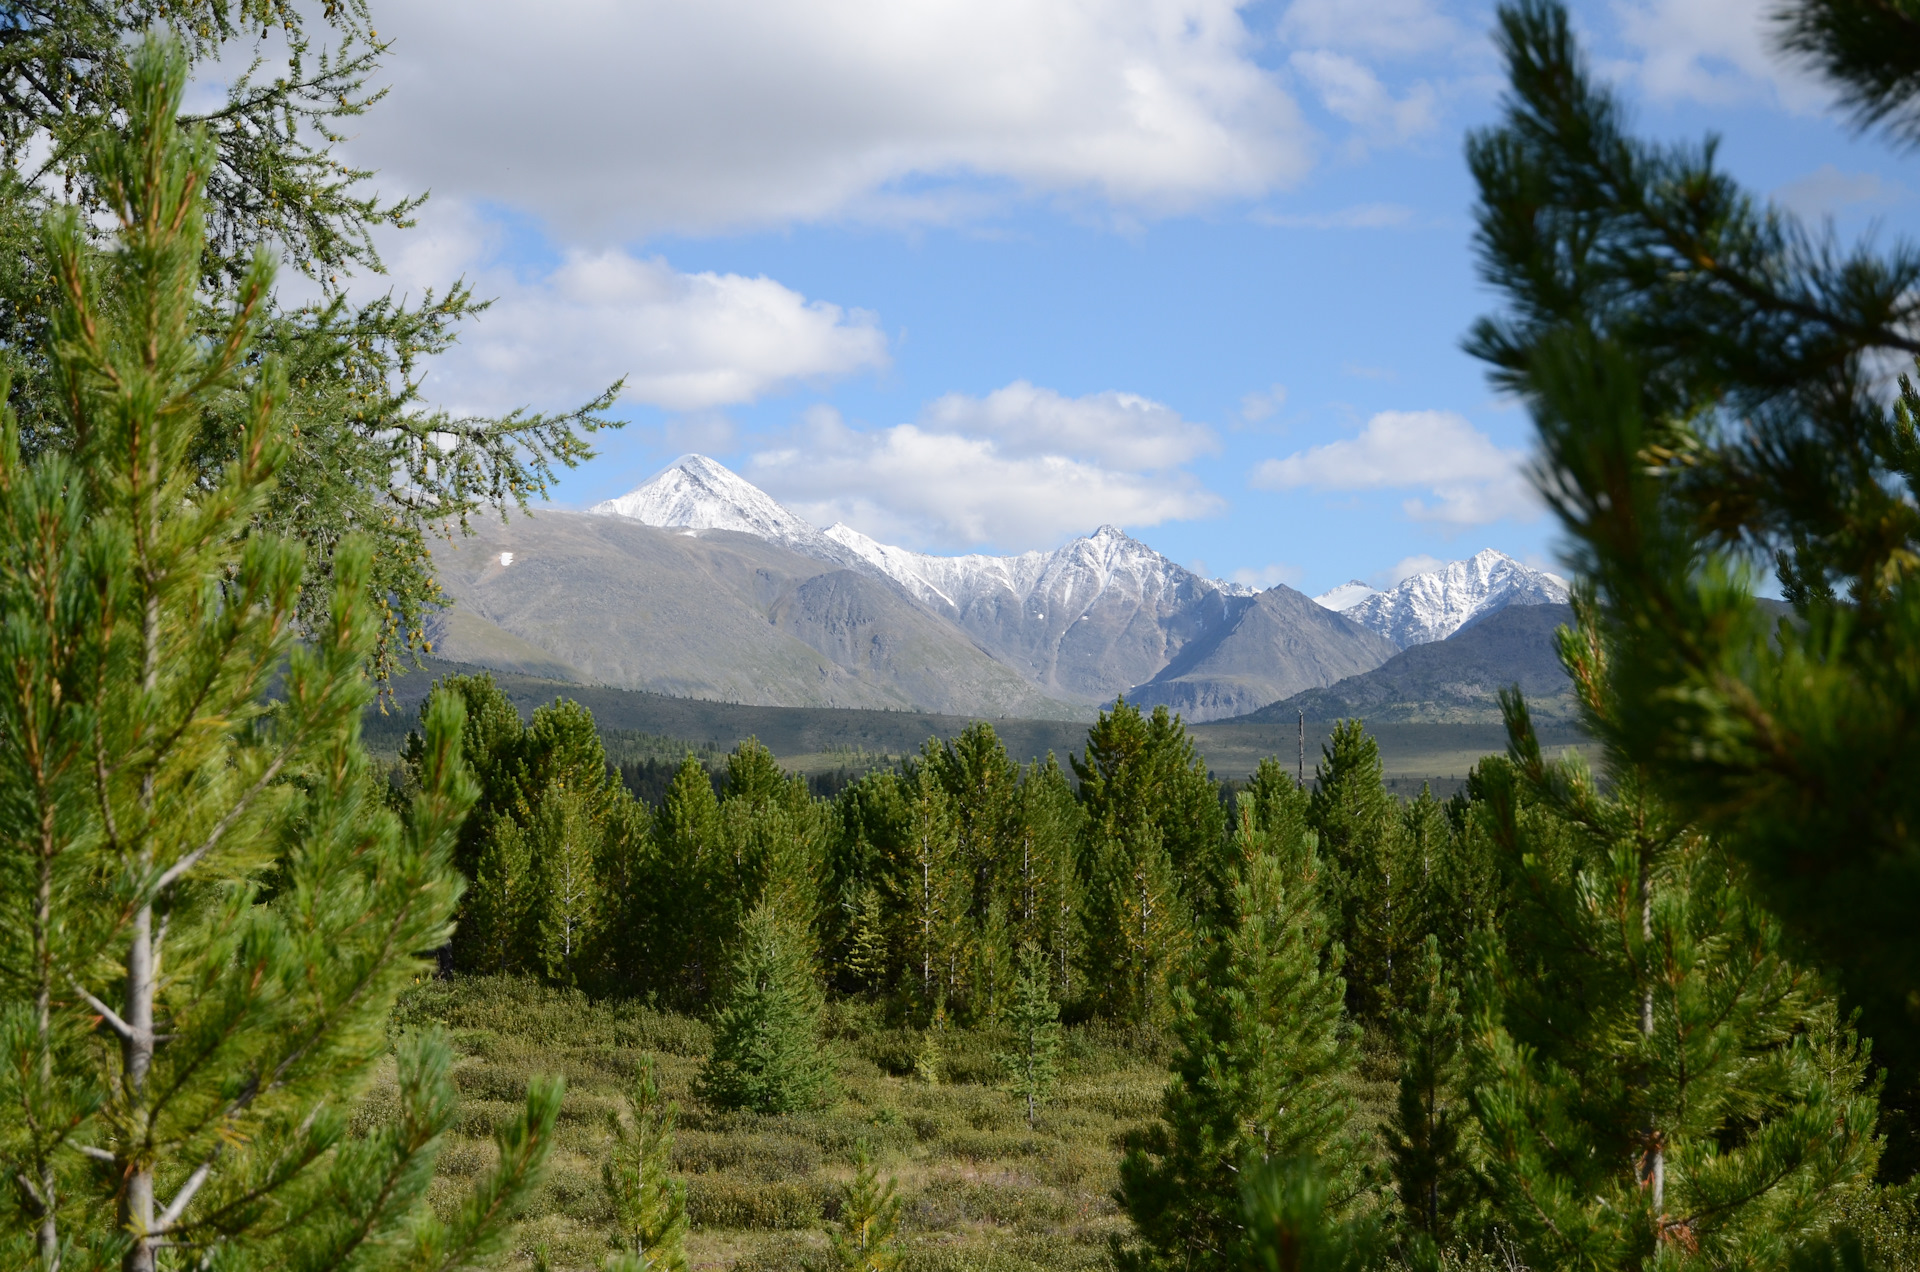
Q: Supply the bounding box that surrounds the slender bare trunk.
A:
[35,803,59,1270]
[1638,843,1664,1219]
[920,846,932,1000]
[122,902,155,1272]
[125,533,160,1272]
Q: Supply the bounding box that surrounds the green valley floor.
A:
[387,977,1391,1272]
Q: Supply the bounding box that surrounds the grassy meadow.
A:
[385,976,1396,1272]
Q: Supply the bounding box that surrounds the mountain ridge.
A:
[427,454,1566,723]
[562,455,1395,719]
[1314,549,1568,647]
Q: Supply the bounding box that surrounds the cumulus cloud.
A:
[1278,0,1465,59]
[1378,554,1444,586]
[1774,165,1901,220]
[1239,385,1287,422]
[1250,409,1537,526]
[1230,562,1305,588]
[1289,50,1438,144]
[347,0,1313,238]
[1613,0,1826,110]
[383,205,887,415]
[918,381,1218,469]
[748,386,1224,549]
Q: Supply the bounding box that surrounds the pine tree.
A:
[717,738,826,948]
[810,1145,903,1272]
[648,754,728,1006]
[1467,0,1920,1170]
[1015,754,1084,1002]
[1117,811,1364,1271]
[464,811,538,975]
[925,722,1021,920]
[1074,698,1231,928]
[412,672,529,883]
[995,943,1063,1130]
[699,902,833,1114]
[603,1058,690,1272]
[901,772,968,1021]
[0,42,561,1266]
[1236,1158,1383,1272]
[410,672,532,974]
[1244,757,1311,845]
[1102,822,1189,1026]
[1308,721,1414,1022]
[843,881,891,993]
[824,770,906,995]
[532,782,602,987]
[590,788,655,998]
[970,899,1015,1023]
[1468,689,1883,1268]
[915,1003,948,1087]
[1383,936,1480,1250]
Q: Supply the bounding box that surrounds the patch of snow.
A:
[1313,580,1376,611]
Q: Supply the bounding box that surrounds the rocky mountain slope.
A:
[1235,603,1577,726]
[1314,549,1568,647]
[554,455,1393,719]
[430,454,1563,722]
[1128,586,1398,721]
[427,513,1084,718]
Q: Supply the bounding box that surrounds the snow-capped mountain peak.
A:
[598,457,1255,614]
[1313,580,1378,612]
[589,454,818,546]
[1338,549,1568,648]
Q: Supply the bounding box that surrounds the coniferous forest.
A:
[5,1,1920,1270]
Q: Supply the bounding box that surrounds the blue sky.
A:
[339,0,1920,595]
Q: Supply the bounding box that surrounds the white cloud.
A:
[1612,0,1826,110]
[1773,164,1901,220]
[385,205,887,415]
[1250,409,1537,526]
[1239,385,1288,422]
[348,0,1314,239]
[1378,554,1444,586]
[747,385,1224,549]
[1278,0,1465,59]
[918,381,1218,470]
[754,426,1223,548]
[1289,51,1438,144]
[1230,562,1305,588]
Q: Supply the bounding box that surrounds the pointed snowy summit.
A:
[1340,550,1568,648]
[590,454,817,546]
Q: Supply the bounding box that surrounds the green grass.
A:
[386,977,1205,1271]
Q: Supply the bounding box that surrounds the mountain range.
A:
[1312,550,1569,646]
[423,455,1569,722]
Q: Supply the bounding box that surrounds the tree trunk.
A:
[122,903,155,1272]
